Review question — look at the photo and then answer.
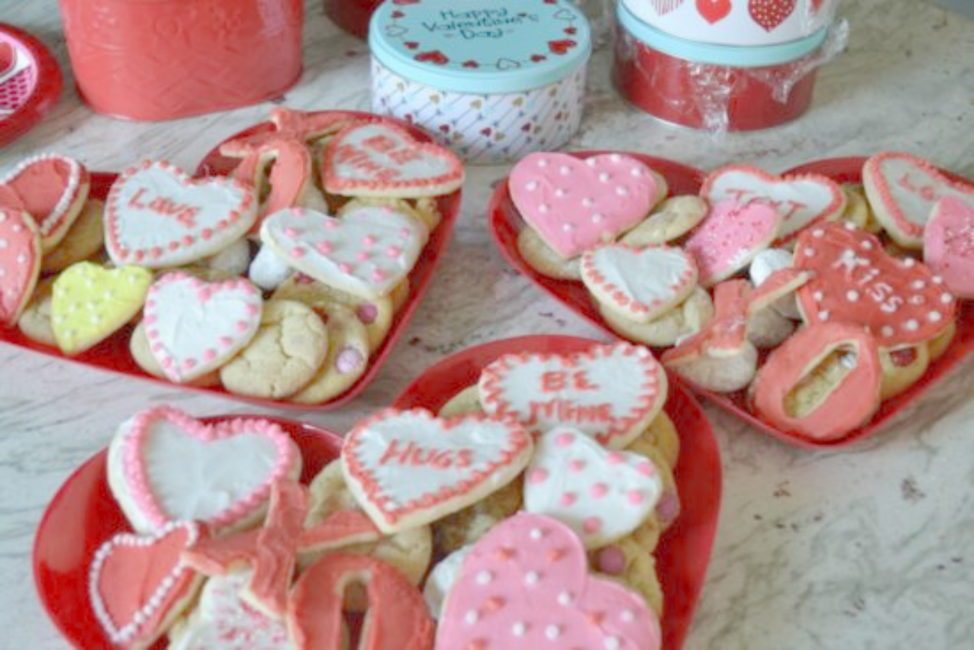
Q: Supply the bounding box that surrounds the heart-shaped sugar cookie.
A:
[341,408,534,533]
[434,512,661,650]
[684,199,781,287]
[924,196,974,299]
[524,427,663,548]
[510,153,659,258]
[794,222,956,347]
[863,152,974,249]
[700,164,845,245]
[89,521,204,648]
[51,262,153,355]
[143,272,263,383]
[322,121,464,198]
[105,160,257,269]
[260,206,426,299]
[478,342,668,449]
[0,208,41,327]
[581,243,698,322]
[0,154,89,250]
[107,405,302,534]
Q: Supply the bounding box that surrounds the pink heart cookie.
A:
[510,153,659,258]
[260,206,427,299]
[89,521,205,649]
[581,243,698,322]
[794,223,956,347]
[107,405,302,535]
[143,272,263,383]
[924,196,974,299]
[684,198,782,287]
[0,208,41,327]
[105,160,257,269]
[478,342,668,449]
[0,154,89,251]
[863,152,974,249]
[341,408,534,534]
[434,512,661,650]
[700,164,845,245]
[524,427,663,549]
[322,121,464,198]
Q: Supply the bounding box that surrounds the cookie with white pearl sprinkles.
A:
[0,207,41,327]
[434,512,661,650]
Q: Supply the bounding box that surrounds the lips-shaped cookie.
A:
[510,153,660,258]
[105,160,257,269]
[0,154,89,251]
[794,222,956,348]
[0,207,41,327]
[700,164,846,245]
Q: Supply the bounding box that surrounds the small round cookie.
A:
[879,344,930,401]
[623,440,680,546]
[621,195,709,246]
[747,301,797,349]
[516,226,582,280]
[631,411,680,471]
[219,300,329,399]
[437,385,484,418]
[433,477,523,556]
[339,197,438,235]
[591,537,664,619]
[17,277,57,347]
[202,237,252,277]
[598,286,713,347]
[129,321,222,387]
[273,274,393,353]
[288,304,370,404]
[927,319,957,361]
[41,199,105,274]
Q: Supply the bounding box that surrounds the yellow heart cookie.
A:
[52,262,153,355]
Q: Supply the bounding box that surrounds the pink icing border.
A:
[0,153,86,241]
[580,243,697,317]
[0,207,41,326]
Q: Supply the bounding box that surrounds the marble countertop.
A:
[2,0,973,648]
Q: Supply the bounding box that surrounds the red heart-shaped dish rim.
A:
[392,334,723,650]
[0,23,61,147]
[487,153,974,450]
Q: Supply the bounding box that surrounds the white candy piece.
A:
[204,238,252,277]
[423,545,472,620]
[249,245,295,291]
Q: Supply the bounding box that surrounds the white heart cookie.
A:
[105,160,257,268]
[143,272,263,383]
[341,409,534,534]
[260,206,426,299]
[524,427,663,549]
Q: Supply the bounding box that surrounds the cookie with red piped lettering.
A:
[700,164,846,245]
[0,207,41,327]
[0,154,89,251]
[322,121,464,198]
[863,152,974,249]
[341,408,534,534]
[793,222,956,348]
[923,196,974,299]
[478,342,668,449]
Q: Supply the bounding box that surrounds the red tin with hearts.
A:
[58,0,303,121]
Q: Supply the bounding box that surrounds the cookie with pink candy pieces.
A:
[510,152,665,259]
[434,512,662,650]
[862,152,974,249]
[0,207,41,327]
[923,195,974,299]
[0,153,89,251]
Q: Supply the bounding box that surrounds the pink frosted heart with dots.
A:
[684,198,782,287]
[143,272,263,383]
[434,512,661,650]
[523,427,664,549]
[509,152,660,258]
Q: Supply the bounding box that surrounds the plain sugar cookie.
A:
[288,304,370,404]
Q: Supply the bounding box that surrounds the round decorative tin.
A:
[369,0,592,165]
[0,24,62,147]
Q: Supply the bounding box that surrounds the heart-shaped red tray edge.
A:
[32,416,344,650]
[0,114,462,411]
[0,23,62,147]
[488,153,974,450]
[392,334,723,650]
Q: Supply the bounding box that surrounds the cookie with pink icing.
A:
[322,121,464,198]
[341,408,534,534]
[700,164,846,245]
[793,222,956,348]
[0,153,89,251]
[863,152,974,249]
[89,521,206,650]
[478,342,668,449]
[0,207,41,327]
[434,512,662,650]
[581,243,698,323]
[924,196,974,299]
[143,272,263,383]
[259,205,427,299]
[523,427,664,549]
[510,152,660,259]
[683,198,782,287]
[105,160,257,269]
[106,405,302,535]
